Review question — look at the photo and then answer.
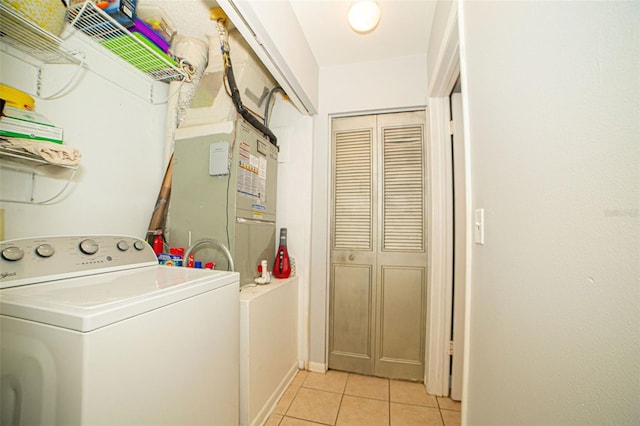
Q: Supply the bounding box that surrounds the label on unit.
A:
[209,142,230,176]
[237,154,266,201]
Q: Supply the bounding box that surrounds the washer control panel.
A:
[0,235,158,289]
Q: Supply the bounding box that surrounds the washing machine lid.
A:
[0,266,239,332]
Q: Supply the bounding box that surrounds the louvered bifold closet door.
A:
[375,111,427,380]
[334,130,373,251]
[329,111,427,381]
[382,125,425,251]
[329,114,377,375]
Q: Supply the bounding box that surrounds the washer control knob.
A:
[117,240,130,251]
[1,246,24,261]
[133,240,146,251]
[35,243,55,258]
[79,239,99,255]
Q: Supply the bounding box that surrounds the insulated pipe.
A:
[213,14,278,147]
[264,86,285,126]
[225,56,278,146]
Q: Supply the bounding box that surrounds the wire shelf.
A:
[0,144,78,170]
[66,2,186,82]
[0,3,83,65]
[0,143,79,204]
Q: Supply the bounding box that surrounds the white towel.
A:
[0,137,81,166]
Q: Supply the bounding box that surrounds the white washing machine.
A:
[0,235,240,426]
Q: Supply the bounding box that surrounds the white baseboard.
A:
[251,362,299,426]
[308,361,327,374]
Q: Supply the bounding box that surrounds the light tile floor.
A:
[266,370,461,426]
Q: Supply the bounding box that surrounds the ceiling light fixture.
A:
[348,0,381,34]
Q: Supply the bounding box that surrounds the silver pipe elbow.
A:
[184,238,235,272]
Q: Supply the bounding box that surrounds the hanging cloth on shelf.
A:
[0,137,81,166]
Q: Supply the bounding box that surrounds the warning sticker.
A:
[237,153,267,202]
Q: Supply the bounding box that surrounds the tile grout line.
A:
[437,396,445,426]
[276,371,460,426]
[278,371,304,425]
[332,374,348,426]
[281,375,305,420]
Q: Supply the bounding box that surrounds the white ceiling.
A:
[289,0,435,66]
[141,0,435,67]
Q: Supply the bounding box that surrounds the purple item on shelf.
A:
[131,18,169,53]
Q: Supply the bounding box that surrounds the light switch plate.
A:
[474,208,485,245]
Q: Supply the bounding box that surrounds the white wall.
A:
[309,55,428,367]
[459,1,640,423]
[0,40,167,240]
[269,97,313,365]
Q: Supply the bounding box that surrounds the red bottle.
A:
[152,235,163,255]
[273,228,291,279]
